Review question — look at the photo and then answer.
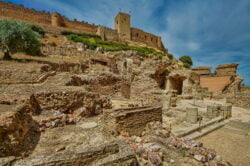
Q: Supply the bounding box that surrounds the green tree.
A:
[0,19,43,60]
[179,55,193,68]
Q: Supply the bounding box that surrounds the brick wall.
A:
[104,106,162,136]
[200,76,233,93]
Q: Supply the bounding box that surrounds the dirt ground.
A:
[197,106,250,166]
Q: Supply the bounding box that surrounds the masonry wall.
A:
[97,26,119,41]
[0,1,51,25]
[104,106,162,136]
[216,67,238,76]
[0,1,97,34]
[61,17,97,34]
[200,76,232,93]
[192,67,211,76]
[0,1,167,52]
[131,27,166,52]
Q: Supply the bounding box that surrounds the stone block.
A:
[186,107,198,124]
[103,106,162,136]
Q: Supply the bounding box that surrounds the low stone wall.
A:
[207,104,232,119]
[40,62,88,74]
[34,90,103,113]
[11,140,138,166]
[104,106,162,136]
[227,94,250,108]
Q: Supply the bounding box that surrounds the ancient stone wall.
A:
[61,16,97,34]
[131,27,166,52]
[0,1,97,34]
[104,106,162,136]
[0,1,167,52]
[34,90,102,113]
[11,140,137,166]
[98,26,119,41]
[0,1,51,25]
[227,93,250,108]
[215,63,239,76]
[192,67,211,76]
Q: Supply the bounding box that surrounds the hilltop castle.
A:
[0,1,167,52]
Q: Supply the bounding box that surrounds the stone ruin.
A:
[103,106,162,136]
[193,63,243,94]
[0,22,247,166]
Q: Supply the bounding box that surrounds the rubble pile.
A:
[120,121,232,166]
[0,105,40,157]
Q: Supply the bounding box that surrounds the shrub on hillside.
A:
[0,19,43,59]
[62,31,168,57]
[179,56,193,68]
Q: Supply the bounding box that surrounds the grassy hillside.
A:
[62,31,172,58]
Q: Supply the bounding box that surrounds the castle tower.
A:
[115,12,131,41]
[51,12,65,27]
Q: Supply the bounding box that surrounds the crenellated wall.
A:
[0,1,167,52]
[61,16,97,34]
[0,1,51,25]
[0,1,97,34]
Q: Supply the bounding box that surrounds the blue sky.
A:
[6,0,250,85]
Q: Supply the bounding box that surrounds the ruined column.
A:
[186,107,198,124]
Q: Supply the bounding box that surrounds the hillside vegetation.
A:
[62,31,172,58]
[0,19,44,59]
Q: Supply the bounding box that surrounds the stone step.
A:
[173,117,224,138]
[184,120,228,140]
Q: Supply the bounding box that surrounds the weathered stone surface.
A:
[12,140,138,166]
[215,63,239,76]
[192,66,211,76]
[34,90,103,114]
[0,105,40,157]
[104,106,162,136]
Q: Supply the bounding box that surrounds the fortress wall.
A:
[0,1,167,52]
[61,17,97,34]
[131,27,166,52]
[0,1,97,34]
[103,27,119,41]
[0,1,51,25]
